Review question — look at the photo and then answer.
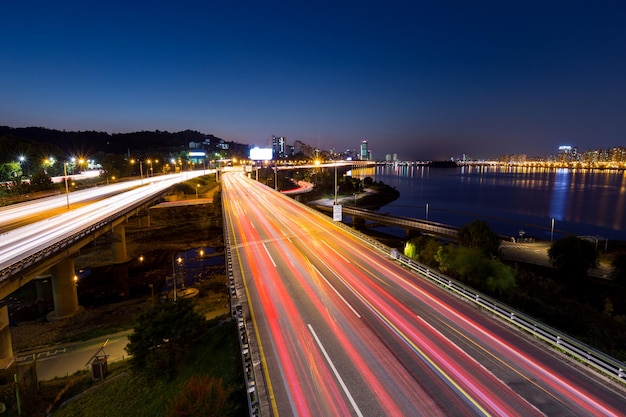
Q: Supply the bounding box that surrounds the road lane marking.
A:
[417,315,543,416]
[308,324,364,417]
[320,239,351,264]
[262,242,277,267]
[311,264,361,318]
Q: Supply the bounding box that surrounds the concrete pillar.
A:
[0,306,14,363]
[138,213,151,228]
[406,228,420,239]
[353,216,366,230]
[49,258,79,320]
[111,224,128,263]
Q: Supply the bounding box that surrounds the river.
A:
[351,164,626,243]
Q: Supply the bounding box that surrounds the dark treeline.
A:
[0,126,223,157]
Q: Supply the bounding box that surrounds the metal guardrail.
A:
[223,204,261,417]
[391,252,626,382]
[0,193,163,281]
[309,204,626,383]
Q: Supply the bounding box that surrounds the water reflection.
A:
[162,247,224,294]
[549,169,569,222]
[352,164,626,240]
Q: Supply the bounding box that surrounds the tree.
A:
[404,235,441,267]
[458,219,501,257]
[126,298,207,379]
[548,235,598,283]
[29,169,54,191]
[438,245,516,295]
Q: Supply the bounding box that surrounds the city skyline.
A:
[2,1,626,161]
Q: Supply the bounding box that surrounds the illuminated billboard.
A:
[249,147,273,161]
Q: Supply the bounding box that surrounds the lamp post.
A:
[334,163,338,205]
[195,184,199,199]
[63,162,70,209]
[550,218,555,242]
[171,255,183,302]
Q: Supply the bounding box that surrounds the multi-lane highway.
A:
[0,172,207,280]
[223,171,626,416]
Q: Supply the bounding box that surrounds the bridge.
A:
[313,204,460,239]
[0,171,207,371]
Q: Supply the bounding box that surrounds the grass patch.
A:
[57,324,134,344]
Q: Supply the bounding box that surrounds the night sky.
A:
[2,1,625,160]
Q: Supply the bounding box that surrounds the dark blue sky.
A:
[2,1,625,160]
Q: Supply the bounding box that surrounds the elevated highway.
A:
[0,172,207,368]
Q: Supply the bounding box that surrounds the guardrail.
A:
[392,252,626,382]
[308,203,626,383]
[223,205,261,417]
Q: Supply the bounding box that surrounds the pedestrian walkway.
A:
[500,241,612,279]
[17,330,132,381]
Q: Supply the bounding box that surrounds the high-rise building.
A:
[558,145,573,162]
[360,140,369,160]
[272,135,286,159]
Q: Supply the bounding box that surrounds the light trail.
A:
[223,170,626,416]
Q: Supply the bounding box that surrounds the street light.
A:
[171,255,183,302]
[334,162,338,205]
[63,162,70,209]
[195,184,199,199]
[130,159,144,184]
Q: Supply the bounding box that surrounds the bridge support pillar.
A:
[406,228,420,239]
[48,258,80,320]
[353,216,365,230]
[138,210,151,228]
[112,224,128,263]
[0,306,14,367]
[138,214,151,228]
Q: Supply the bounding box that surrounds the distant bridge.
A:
[312,204,460,239]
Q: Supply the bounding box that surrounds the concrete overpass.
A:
[0,172,207,371]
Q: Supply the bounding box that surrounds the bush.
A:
[167,376,232,417]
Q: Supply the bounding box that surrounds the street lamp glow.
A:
[63,162,70,209]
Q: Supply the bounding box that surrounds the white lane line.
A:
[262,243,277,267]
[308,324,364,417]
[311,264,361,318]
[320,239,351,264]
[417,315,544,416]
